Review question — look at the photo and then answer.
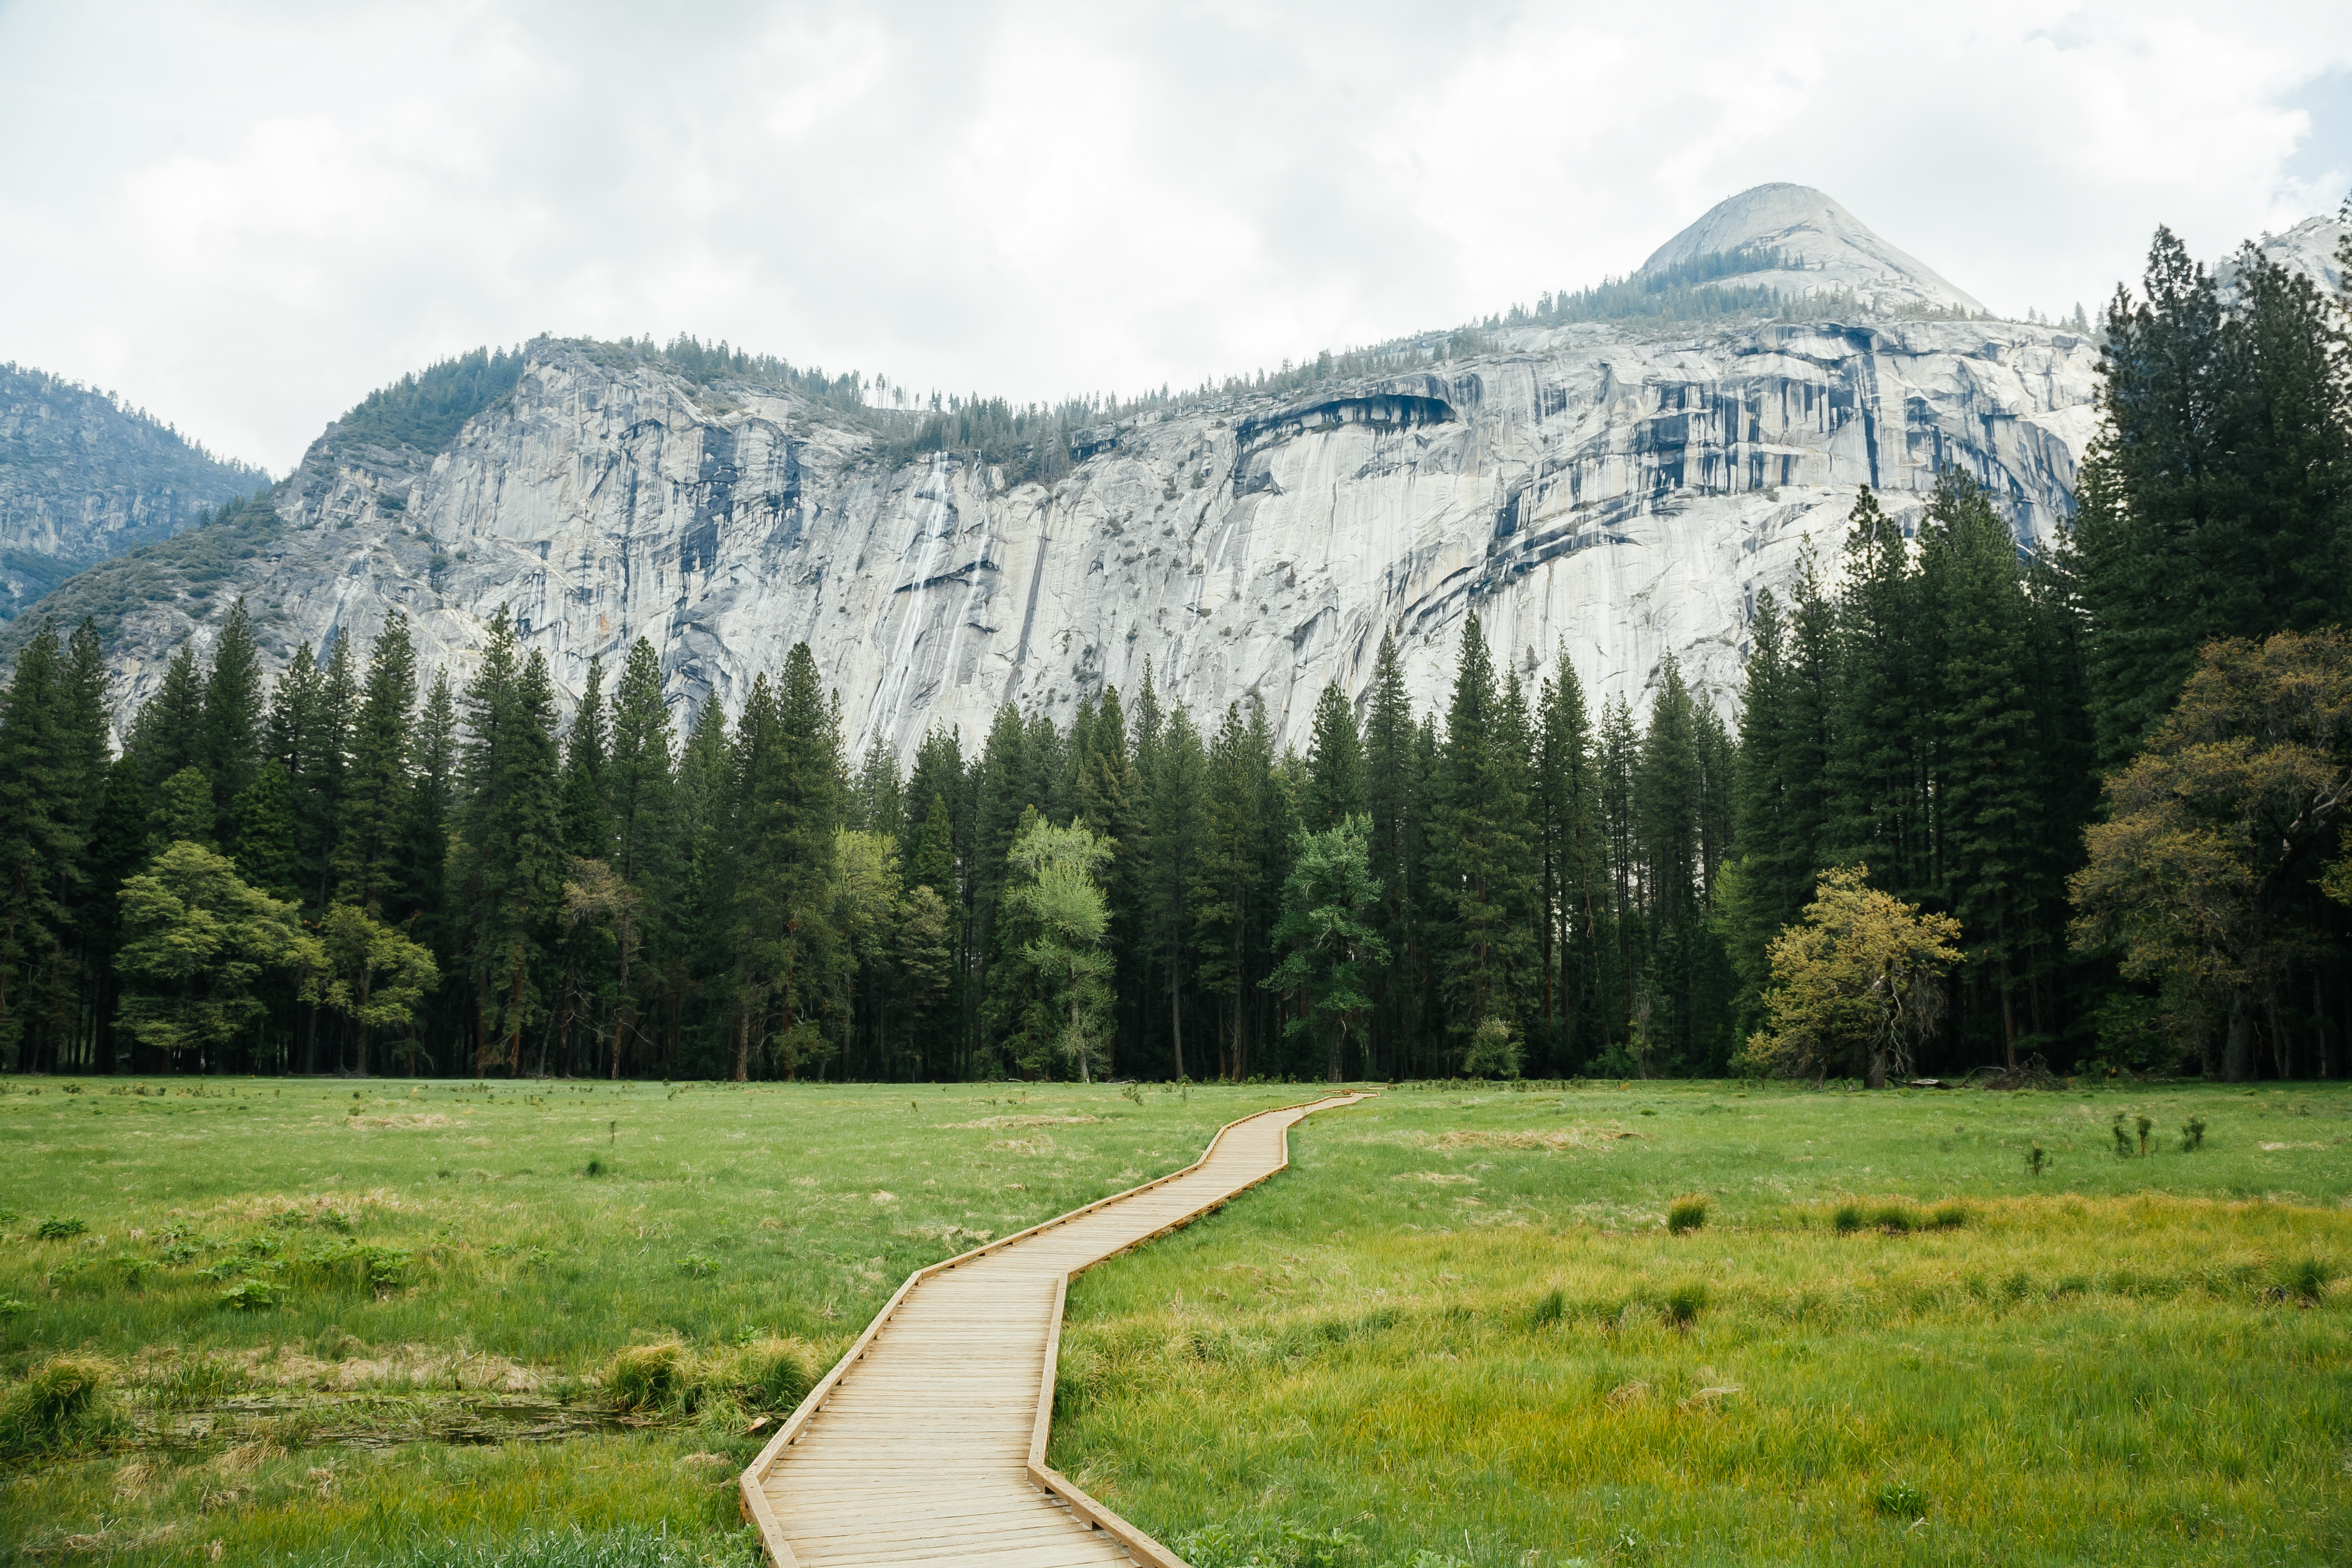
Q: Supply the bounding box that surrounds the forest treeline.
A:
[0,221,2346,1085]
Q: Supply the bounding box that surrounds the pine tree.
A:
[1428,615,1537,1067]
[1192,701,1269,1079]
[131,644,207,794]
[561,655,611,859]
[201,599,265,838]
[851,730,905,843]
[1536,646,1604,1067]
[452,611,565,1075]
[1828,488,1932,899]
[602,640,674,1077]
[2071,227,2351,767]
[0,626,86,1070]
[303,638,358,911]
[1077,684,1142,1072]
[726,647,845,1081]
[669,696,734,1077]
[1300,681,1366,831]
[334,614,416,915]
[232,761,301,904]
[396,670,458,969]
[1362,631,1420,1076]
[1920,472,2045,1066]
[1146,703,1205,1080]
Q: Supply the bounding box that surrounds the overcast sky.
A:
[3,1,2348,473]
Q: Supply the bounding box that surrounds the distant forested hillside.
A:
[0,363,271,620]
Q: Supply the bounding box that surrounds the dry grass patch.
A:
[1433,1125,1641,1151]
[947,1115,1105,1129]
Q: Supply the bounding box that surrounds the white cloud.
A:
[2,0,2347,471]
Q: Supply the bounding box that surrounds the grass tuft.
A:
[2278,1257,2329,1303]
[0,1354,118,1455]
[727,1336,818,1411]
[1663,1282,1707,1327]
[1665,1195,1708,1235]
[1871,1479,1929,1519]
[603,1343,690,1412]
[1831,1203,1863,1234]
[35,1216,88,1240]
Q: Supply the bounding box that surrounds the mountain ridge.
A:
[9,186,2337,757]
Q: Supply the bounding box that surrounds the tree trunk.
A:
[1999,959,2018,1072]
[733,1006,750,1083]
[2318,972,2338,1080]
[612,919,631,1081]
[1169,946,1185,1082]
[2223,988,2255,1082]
[506,962,527,1076]
[1866,1043,1888,1091]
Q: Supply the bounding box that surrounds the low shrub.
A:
[34,1217,87,1241]
[220,1277,282,1311]
[1666,1196,1708,1235]
[2180,1116,2207,1152]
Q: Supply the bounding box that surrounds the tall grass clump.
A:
[1663,1282,1707,1328]
[2278,1258,2330,1303]
[603,1343,690,1412]
[0,1355,120,1455]
[728,1336,818,1411]
[1665,1196,1707,1235]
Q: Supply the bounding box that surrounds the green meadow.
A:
[1053,1082,2352,1567]
[2,1076,2346,1566]
[0,1076,1301,1564]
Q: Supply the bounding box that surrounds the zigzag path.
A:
[739,1094,1370,1567]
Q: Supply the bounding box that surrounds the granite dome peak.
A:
[1639,183,1986,317]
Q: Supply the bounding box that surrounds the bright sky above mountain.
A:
[2,1,2347,472]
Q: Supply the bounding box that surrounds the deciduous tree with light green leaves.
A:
[1006,814,1115,1082]
[115,840,321,1070]
[308,901,439,1075]
[1744,864,1961,1088]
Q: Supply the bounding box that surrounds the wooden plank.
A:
[741,1094,1369,1567]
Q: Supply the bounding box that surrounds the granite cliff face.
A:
[40,187,2132,749]
[0,364,269,620]
[86,317,2099,755]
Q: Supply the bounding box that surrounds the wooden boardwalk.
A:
[740,1094,1368,1567]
